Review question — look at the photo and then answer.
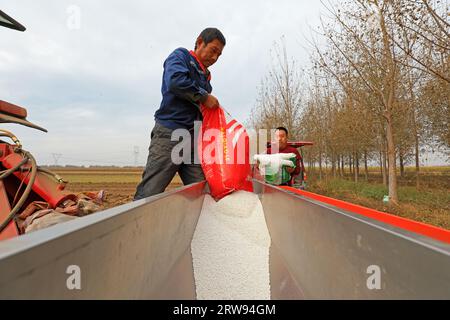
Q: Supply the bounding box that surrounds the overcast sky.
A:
[1,0,327,166]
[0,1,446,166]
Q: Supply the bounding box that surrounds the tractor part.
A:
[0,9,26,31]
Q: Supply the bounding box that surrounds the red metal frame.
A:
[267,141,314,148]
[0,180,19,240]
[0,142,77,240]
[1,151,76,207]
[0,100,27,118]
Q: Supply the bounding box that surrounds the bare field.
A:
[54,168,182,209]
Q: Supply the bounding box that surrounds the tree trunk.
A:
[357,152,360,176]
[415,134,420,189]
[332,154,336,178]
[386,113,399,204]
[378,2,399,204]
[337,154,341,177]
[382,141,388,187]
[379,149,383,180]
[409,69,420,189]
[349,154,353,176]
[319,152,323,181]
[364,150,369,181]
[399,151,405,178]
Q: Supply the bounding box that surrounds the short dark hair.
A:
[276,126,288,136]
[195,28,226,49]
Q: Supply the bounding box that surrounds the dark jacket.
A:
[154,47,212,130]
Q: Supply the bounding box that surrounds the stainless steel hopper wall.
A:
[258,181,450,299]
[0,180,449,299]
[0,182,206,299]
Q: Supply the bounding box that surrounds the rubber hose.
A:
[0,150,37,232]
[0,156,29,180]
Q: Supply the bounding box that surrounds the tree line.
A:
[248,0,449,204]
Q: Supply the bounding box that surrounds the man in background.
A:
[267,126,302,186]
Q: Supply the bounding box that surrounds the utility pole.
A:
[52,153,62,166]
[133,146,140,166]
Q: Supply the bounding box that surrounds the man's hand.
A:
[203,94,219,109]
[286,166,295,174]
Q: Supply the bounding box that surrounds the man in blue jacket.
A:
[134,28,225,200]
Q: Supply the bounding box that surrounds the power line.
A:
[51,153,62,166]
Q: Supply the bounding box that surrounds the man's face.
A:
[275,129,288,150]
[195,38,224,68]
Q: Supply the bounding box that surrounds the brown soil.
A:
[66,182,183,209]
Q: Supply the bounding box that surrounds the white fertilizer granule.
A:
[191,191,271,300]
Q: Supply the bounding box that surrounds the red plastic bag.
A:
[199,105,253,200]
